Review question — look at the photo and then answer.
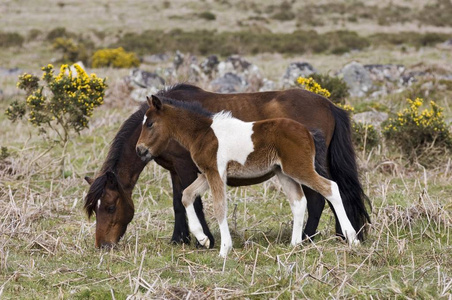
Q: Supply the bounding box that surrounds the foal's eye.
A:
[146,121,153,128]
[106,206,116,214]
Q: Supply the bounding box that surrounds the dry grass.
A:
[0,93,451,298]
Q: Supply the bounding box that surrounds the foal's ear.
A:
[84,176,94,185]
[150,95,162,110]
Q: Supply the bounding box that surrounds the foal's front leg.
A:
[181,174,211,248]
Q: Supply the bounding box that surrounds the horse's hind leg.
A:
[276,170,307,246]
[182,173,211,248]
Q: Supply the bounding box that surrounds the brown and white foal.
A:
[136,95,358,257]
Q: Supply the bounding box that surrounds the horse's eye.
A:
[146,121,153,128]
[106,206,116,214]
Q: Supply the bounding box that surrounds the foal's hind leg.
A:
[276,170,307,246]
[181,174,211,248]
[281,165,358,245]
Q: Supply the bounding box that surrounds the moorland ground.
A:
[1,0,452,298]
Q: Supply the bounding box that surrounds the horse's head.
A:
[136,95,171,160]
[84,171,134,248]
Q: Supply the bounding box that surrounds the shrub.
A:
[0,31,24,48]
[310,74,349,104]
[296,77,331,98]
[383,98,452,164]
[52,37,89,64]
[5,64,107,146]
[199,11,216,21]
[46,27,74,41]
[91,47,140,68]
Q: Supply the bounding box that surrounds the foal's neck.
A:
[168,109,212,151]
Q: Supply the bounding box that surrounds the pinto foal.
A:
[136,95,358,257]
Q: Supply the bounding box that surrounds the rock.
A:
[142,53,169,64]
[129,68,165,89]
[173,50,184,70]
[210,72,248,93]
[0,67,21,76]
[259,78,275,92]
[188,63,207,82]
[200,55,220,76]
[216,55,262,91]
[364,64,405,82]
[339,61,373,97]
[353,111,388,128]
[281,62,317,88]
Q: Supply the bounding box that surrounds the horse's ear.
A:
[150,94,162,110]
[84,176,94,185]
[105,171,118,188]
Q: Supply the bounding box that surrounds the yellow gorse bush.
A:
[92,47,140,68]
[383,98,452,161]
[296,77,331,98]
[6,64,107,145]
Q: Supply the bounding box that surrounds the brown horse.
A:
[136,95,359,256]
[84,84,370,248]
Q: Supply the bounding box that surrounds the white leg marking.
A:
[290,196,307,246]
[218,217,232,257]
[186,204,210,248]
[327,182,359,246]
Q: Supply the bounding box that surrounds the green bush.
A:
[310,74,349,104]
[352,122,380,152]
[383,98,452,164]
[52,37,89,64]
[0,31,24,48]
[91,47,140,68]
[46,27,74,41]
[199,11,216,21]
[115,29,370,56]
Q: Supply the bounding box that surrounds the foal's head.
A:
[84,171,134,248]
[136,95,171,159]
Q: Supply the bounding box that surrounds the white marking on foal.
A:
[142,115,147,125]
[290,196,307,246]
[218,218,232,257]
[186,204,210,248]
[211,111,254,178]
[97,199,101,209]
[327,182,359,246]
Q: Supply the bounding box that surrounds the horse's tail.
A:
[328,103,371,241]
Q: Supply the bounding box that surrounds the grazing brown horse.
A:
[136,95,359,256]
[84,84,370,248]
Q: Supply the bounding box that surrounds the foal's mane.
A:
[157,95,214,118]
[84,84,202,217]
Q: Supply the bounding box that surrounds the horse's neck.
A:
[105,126,147,192]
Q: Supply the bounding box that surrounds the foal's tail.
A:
[328,104,371,241]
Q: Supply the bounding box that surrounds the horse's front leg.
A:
[169,171,192,244]
[205,171,232,257]
[181,174,211,248]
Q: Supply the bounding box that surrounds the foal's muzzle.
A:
[136,145,153,162]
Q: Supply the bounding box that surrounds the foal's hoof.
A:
[198,237,210,249]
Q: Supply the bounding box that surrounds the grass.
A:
[1,91,451,298]
[1,0,452,298]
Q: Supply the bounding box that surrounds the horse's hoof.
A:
[198,237,210,248]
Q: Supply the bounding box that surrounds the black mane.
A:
[84,83,204,216]
[157,95,213,118]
